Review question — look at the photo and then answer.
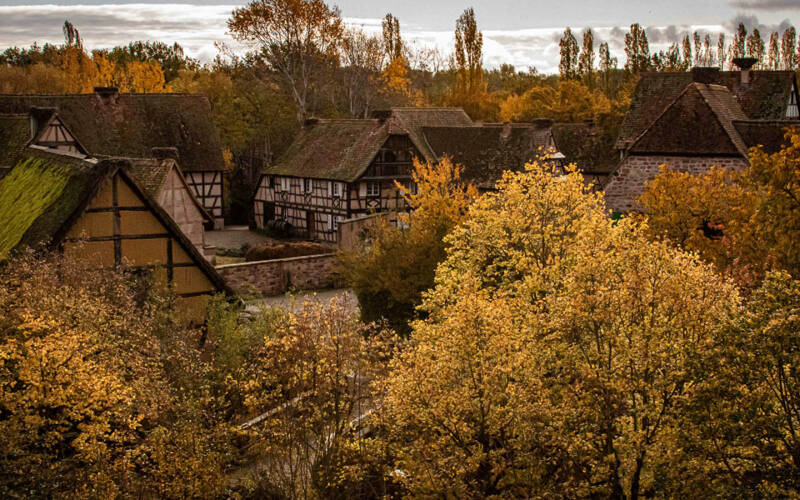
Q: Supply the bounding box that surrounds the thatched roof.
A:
[266,108,475,182]
[422,122,554,187]
[629,83,749,156]
[0,114,31,172]
[0,147,231,293]
[616,70,797,150]
[0,92,225,172]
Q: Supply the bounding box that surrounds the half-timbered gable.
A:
[0,147,231,323]
[254,107,573,242]
[127,155,214,259]
[0,88,227,227]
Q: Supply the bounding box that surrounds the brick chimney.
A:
[691,67,720,85]
[733,57,758,85]
[94,86,119,105]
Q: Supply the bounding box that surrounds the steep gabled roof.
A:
[127,157,214,223]
[629,83,749,156]
[0,114,32,170]
[0,93,225,172]
[552,122,618,175]
[423,122,554,187]
[0,147,231,294]
[386,107,473,158]
[617,70,797,150]
[734,120,800,153]
[265,108,476,182]
[266,119,388,182]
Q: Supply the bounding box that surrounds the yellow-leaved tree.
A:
[338,157,478,335]
[379,162,740,498]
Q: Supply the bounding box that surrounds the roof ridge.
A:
[695,84,750,157]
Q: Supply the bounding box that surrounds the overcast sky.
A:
[1,0,799,73]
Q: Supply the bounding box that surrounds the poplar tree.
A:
[577,28,595,87]
[682,34,693,70]
[454,7,483,94]
[732,23,747,63]
[381,13,403,62]
[694,31,702,65]
[598,41,617,94]
[746,28,765,66]
[782,27,797,69]
[717,33,727,69]
[768,31,780,69]
[559,27,579,80]
[624,23,650,73]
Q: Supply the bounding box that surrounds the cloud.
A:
[730,0,800,10]
[0,4,793,75]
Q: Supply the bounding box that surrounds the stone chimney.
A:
[691,67,720,85]
[732,57,758,85]
[151,147,179,161]
[501,122,512,140]
[94,86,119,105]
[370,110,392,123]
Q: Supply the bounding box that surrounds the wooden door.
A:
[263,202,275,224]
[306,210,315,238]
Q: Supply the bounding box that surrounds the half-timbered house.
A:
[254,108,564,242]
[605,61,800,212]
[0,147,232,323]
[0,88,227,227]
[127,149,215,260]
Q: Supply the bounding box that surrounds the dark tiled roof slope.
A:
[387,107,473,158]
[616,70,796,149]
[0,114,31,169]
[422,123,553,187]
[629,83,749,156]
[734,120,800,153]
[552,122,618,175]
[0,93,226,172]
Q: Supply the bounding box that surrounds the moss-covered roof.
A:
[617,70,797,150]
[0,93,225,172]
[0,147,102,260]
[265,108,476,182]
[0,114,32,170]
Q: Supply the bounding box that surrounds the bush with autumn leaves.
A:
[2,147,800,497]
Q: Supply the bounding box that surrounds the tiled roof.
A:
[422,123,554,187]
[265,108,476,182]
[629,83,749,156]
[734,120,800,153]
[616,70,797,150]
[552,122,618,175]
[0,93,226,172]
[0,147,231,293]
[0,114,31,170]
[126,157,213,223]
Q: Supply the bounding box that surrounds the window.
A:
[304,178,313,193]
[277,177,290,192]
[331,181,341,197]
[366,181,380,197]
[267,176,275,188]
[328,214,343,231]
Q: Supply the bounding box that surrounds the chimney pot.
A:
[732,57,758,71]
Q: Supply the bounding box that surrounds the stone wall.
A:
[604,154,748,213]
[216,253,338,296]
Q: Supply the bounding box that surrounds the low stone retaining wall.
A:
[216,253,338,296]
